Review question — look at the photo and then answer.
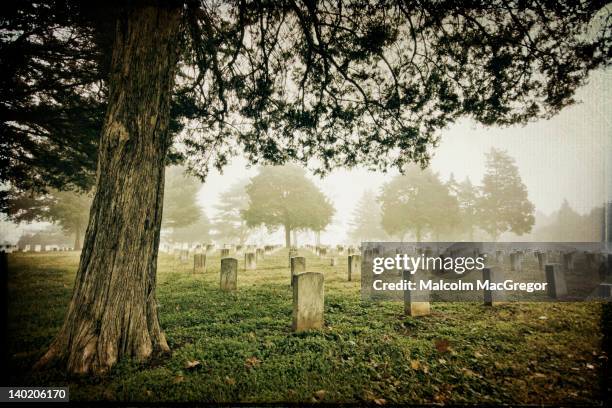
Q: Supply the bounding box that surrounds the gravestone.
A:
[220,248,230,258]
[545,263,567,299]
[256,248,264,260]
[596,283,612,299]
[0,251,7,274]
[292,272,324,332]
[330,257,337,266]
[288,247,298,266]
[482,267,505,306]
[585,252,595,269]
[562,252,574,273]
[348,254,361,281]
[245,252,256,270]
[220,258,238,291]
[291,256,306,285]
[495,250,503,263]
[193,254,206,273]
[510,252,521,272]
[403,269,430,316]
[537,251,548,271]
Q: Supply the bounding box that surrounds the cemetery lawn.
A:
[6,250,608,405]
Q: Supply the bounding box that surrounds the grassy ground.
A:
[6,249,608,404]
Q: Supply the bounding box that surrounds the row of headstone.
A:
[400,262,597,317]
[211,247,610,330]
[215,253,325,332]
[348,255,361,281]
[19,244,73,252]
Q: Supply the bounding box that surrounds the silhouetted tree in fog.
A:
[478,148,535,241]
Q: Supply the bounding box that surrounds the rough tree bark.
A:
[35,5,182,375]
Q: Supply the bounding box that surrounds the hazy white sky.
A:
[1,70,610,245]
[198,69,611,245]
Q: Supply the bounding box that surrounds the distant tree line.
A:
[349,148,536,242]
[6,152,603,246]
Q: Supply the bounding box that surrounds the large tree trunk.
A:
[35,5,182,375]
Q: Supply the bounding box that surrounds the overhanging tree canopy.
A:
[2,1,609,375]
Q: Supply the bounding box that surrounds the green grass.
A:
[6,249,607,404]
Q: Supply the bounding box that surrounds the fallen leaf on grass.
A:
[224,376,236,385]
[538,315,548,320]
[173,375,184,384]
[435,339,451,353]
[461,368,476,377]
[410,360,420,370]
[433,393,447,403]
[586,363,595,370]
[533,372,546,378]
[245,356,262,369]
[184,360,201,370]
[364,390,386,403]
[313,390,326,401]
[474,351,483,358]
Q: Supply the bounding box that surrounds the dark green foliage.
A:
[0,1,112,193]
[0,1,183,198]
[180,0,612,177]
[2,0,610,200]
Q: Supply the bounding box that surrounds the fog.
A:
[2,70,609,245]
[198,69,611,244]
